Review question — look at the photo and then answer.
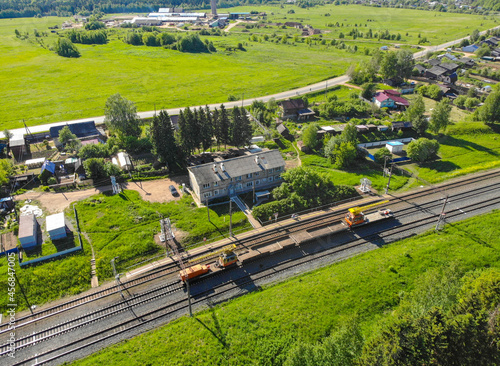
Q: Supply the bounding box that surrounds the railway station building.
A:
[188,150,286,202]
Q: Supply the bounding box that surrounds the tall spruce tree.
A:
[199,106,213,151]
[150,110,177,169]
[212,108,221,149]
[219,104,231,148]
[177,109,191,155]
[231,107,253,147]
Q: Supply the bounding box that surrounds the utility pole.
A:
[229,199,233,237]
[111,257,124,299]
[383,156,389,177]
[385,163,393,194]
[435,195,449,231]
[14,272,33,315]
[206,197,210,222]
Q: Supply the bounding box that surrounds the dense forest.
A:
[0,0,498,19]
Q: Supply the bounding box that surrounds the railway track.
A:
[3,170,500,335]
[7,191,500,366]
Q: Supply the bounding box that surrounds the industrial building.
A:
[19,214,39,250]
[46,213,67,240]
[188,150,286,202]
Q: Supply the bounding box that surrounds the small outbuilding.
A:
[46,212,67,240]
[117,152,132,171]
[19,214,38,250]
[386,141,404,154]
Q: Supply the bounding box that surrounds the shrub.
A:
[407,138,440,162]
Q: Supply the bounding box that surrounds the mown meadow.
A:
[71,208,500,365]
[1,5,498,128]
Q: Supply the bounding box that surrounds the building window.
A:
[268,176,274,182]
[275,167,282,172]
[236,183,243,190]
[255,172,260,177]
[275,175,281,181]
[236,176,242,181]
[247,173,253,179]
[203,192,212,198]
[202,183,210,189]
[214,181,219,187]
[255,179,260,185]
[262,178,267,183]
[246,181,253,187]
[267,169,273,174]
[214,190,219,196]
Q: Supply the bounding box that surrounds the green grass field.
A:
[70,208,500,366]
[0,5,497,129]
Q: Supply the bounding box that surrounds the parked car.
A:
[169,185,179,196]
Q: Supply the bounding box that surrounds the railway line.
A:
[2,170,500,337]
[3,173,500,365]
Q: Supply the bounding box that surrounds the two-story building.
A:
[188,150,286,202]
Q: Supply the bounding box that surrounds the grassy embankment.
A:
[71,208,500,366]
[0,5,497,128]
[0,190,250,315]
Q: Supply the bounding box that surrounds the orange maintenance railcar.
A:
[179,264,211,282]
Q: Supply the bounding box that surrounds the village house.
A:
[373,90,410,110]
[188,150,286,202]
[279,99,315,121]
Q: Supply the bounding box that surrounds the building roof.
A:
[320,126,335,132]
[414,64,426,72]
[117,152,132,167]
[297,108,315,116]
[391,121,413,128]
[49,121,99,139]
[188,150,285,186]
[439,62,458,71]
[25,157,46,167]
[428,59,441,66]
[277,124,290,135]
[387,141,404,146]
[427,65,448,76]
[374,90,409,106]
[19,213,36,239]
[280,99,306,111]
[374,92,390,102]
[9,137,25,147]
[41,160,56,175]
[81,139,99,146]
[46,212,65,232]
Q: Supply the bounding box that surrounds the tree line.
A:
[124,32,215,53]
[66,29,107,44]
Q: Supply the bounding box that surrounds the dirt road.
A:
[16,176,189,214]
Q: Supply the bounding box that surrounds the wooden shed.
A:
[46,212,67,240]
[19,214,38,250]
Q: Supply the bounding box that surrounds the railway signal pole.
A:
[169,240,192,316]
[385,163,393,194]
[435,195,449,231]
[229,199,233,237]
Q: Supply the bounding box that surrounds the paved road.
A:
[5,25,500,139]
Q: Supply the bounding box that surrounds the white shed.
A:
[46,212,67,240]
[386,141,404,154]
[19,214,38,249]
[117,152,132,171]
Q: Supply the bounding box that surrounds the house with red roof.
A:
[373,90,410,110]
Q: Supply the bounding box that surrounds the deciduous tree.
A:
[406,94,428,134]
[430,98,452,133]
[302,123,320,150]
[104,93,141,139]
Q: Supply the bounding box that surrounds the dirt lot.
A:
[16,175,190,214]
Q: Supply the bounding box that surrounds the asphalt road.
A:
[5,170,500,366]
[5,25,499,140]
